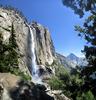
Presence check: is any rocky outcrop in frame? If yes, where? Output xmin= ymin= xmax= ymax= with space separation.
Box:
xmin=0 ymin=73 xmax=55 ymax=100
xmin=0 ymin=73 xmax=21 ymax=100
xmin=0 ymin=73 xmax=70 ymax=100
xmin=32 ymin=22 xmax=56 ymax=66
xmin=47 ymin=90 xmax=70 ymax=100
xmin=0 ymin=7 xmax=30 ymax=75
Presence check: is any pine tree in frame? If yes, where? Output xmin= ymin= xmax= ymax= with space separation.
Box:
xmin=0 ymin=22 xmax=19 ymax=72
xmin=9 ymin=22 xmax=18 ymax=48
xmin=8 ymin=22 xmax=18 ymax=67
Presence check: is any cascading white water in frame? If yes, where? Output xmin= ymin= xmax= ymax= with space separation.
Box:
xmin=29 ymin=26 xmax=38 ymax=75
xmin=28 ymin=25 xmax=42 ymax=84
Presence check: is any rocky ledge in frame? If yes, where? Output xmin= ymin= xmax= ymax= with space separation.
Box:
xmin=0 ymin=73 xmax=69 ymax=100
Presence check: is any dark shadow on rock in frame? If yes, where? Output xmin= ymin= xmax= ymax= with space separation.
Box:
xmin=46 ymin=67 xmax=52 ymax=74
xmin=39 ymin=68 xmax=45 ymax=76
xmin=9 ymin=80 xmax=54 ymax=100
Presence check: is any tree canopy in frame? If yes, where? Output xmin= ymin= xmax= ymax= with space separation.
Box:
xmin=62 ymin=0 xmax=96 ymax=17
xmin=63 ymin=0 xmax=96 ymax=99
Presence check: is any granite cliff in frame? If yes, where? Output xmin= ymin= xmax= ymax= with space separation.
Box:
xmin=0 ymin=7 xmax=30 ymax=75
xmin=0 ymin=7 xmax=56 ymax=76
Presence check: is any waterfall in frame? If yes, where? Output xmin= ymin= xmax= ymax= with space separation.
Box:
xmin=28 ymin=25 xmax=42 ymax=84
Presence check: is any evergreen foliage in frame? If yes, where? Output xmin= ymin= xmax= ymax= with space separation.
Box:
xmin=48 ymin=66 xmax=84 ymax=99
xmin=62 ymin=0 xmax=96 ymax=18
xmin=0 ymin=23 xmax=18 ymax=72
xmin=76 ymin=91 xmax=95 ymax=100
xmin=48 ymin=76 xmax=63 ymax=90
xmin=62 ymin=0 xmax=96 ymax=99
xmin=0 ymin=23 xmax=31 ymax=81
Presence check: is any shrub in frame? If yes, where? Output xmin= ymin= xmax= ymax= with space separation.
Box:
xmin=18 ymin=71 xmax=31 ymax=81
xmin=55 ymin=66 xmax=70 ymax=84
xmin=76 ymin=90 xmax=95 ymax=100
xmin=48 ymin=76 xmax=63 ymax=90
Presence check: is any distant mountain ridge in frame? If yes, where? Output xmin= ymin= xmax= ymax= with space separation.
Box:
xmin=56 ymin=53 xmax=77 ymax=71
xmin=67 ymin=53 xmax=79 ymax=64
xmin=56 ymin=53 xmax=88 ymax=71
xmin=67 ymin=53 xmax=88 ymax=67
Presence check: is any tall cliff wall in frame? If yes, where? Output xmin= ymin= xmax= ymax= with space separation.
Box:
xmin=0 ymin=7 xmax=30 ymax=75
xmin=32 ymin=22 xmax=56 ymax=66
xmin=0 ymin=7 xmax=56 ymax=76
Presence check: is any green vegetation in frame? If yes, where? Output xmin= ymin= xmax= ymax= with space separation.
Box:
xmin=48 ymin=76 xmax=63 ymax=90
xmin=48 ymin=64 xmax=95 ymax=99
xmin=62 ymin=0 xmax=96 ymax=18
xmin=11 ymin=68 xmax=31 ymax=81
xmin=0 ymin=23 xmax=31 ymax=81
xmin=76 ymin=91 xmax=95 ymax=100
xmin=0 ymin=23 xmax=18 ymax=72
xmin=58 ymin=0 xmax=96 ymax=99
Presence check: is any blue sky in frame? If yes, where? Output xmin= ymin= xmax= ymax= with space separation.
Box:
xmin=0 ymin=0 xmax=87 ymax=57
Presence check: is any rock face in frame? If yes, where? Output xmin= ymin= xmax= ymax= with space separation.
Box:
xmin=0 ymin=8 xmax=56 ymax=76
xmin=0 ymin=7 xmax=78 ymax=77
xmin=0 ymin=73 xmax=21 ymax=100
xmin=27 ymin=22 xmax=56 ymax=74
xmin=0 ymin=7 xmax=30 ymax=75
xmin=0 ymin=73 xmax=70 ymax=100
xmin=0 ymin=73 xmax=55 ymax=100
xmin=32 ymin=22 xmax=56 ymax=66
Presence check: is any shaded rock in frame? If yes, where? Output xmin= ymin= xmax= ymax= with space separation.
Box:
xmin=0 ymin=84 xmax=4 ymax=100
xmin=0 ymin=73 xmax=21 ymax=100
xmin=10 ymin=81 xmax=54 ymax=100
xmin=47 ymin=90 xmax=70 ymax=100
xmin=37 ymin=65 xmax=53 ymax=76
xmin=0 ymin=73 xmax=55 ymax=100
